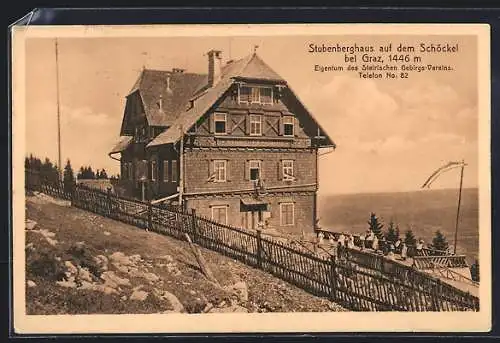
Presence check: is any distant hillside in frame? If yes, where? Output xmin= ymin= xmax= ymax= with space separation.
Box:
xmin=318 ymin=188 xmax=479 ymax=263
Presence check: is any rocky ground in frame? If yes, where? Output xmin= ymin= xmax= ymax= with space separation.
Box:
xmin=25 ymin=192 xmax=346 ymax=315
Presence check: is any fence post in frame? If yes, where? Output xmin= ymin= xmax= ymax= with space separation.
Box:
xmin=147 ymin=201 xmax=152 ymax=231
xmin=106 ymin=187 xmax=112 ymax=216
xmin=256 ymin=229 xmax=263 ymax=269
xmin=329 ymin=255 xmax=337 ymax=302
xmin=191 ymin=208 xmax=198 ymax=242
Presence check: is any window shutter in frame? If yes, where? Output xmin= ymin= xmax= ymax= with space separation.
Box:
xmin=226 ymin=160 xmax=231 ymax=181
xmin=259 ymin=160 xmax=264 ymax=180
xmin=208 ymin=159 xmax=214 ymax=179
xmin=294 ymin=117 xmax=299 ymax=137
xmin=277 ymin=160 xmax=283 ymax=180
xmin=244 ymin=160 xmax=250 ymax=180
xmin=279 ymin=116 xmax=284 ymax=136
xmin=245 ymin=114 xmax=250 ymax=135
xmin=209 ymin=113 xmax=215 ymax=134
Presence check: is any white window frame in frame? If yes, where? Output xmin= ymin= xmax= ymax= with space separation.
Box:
xmin=259 ymin=87 xmax=274 ymax=105
xmin=214 ymin=112 xmax=227 ymax=135
xmin=211 ymin=205 xmax=228 ymax=225
xmin=171 ymin=160 xmax=178 ymax=183
xmin=249 ymin=114 xmax=262 ymax=136
xmin=280 ymin=202 xmax=295 ymax=226
xmin=151 ymin=159 xmax=157 ymax=181
xmin=282 ymin=160 xmax=294 ymax=181
xmin=214 ymin=160 xmax=227 ymax=182
xmin=283 ymin=116 xmax=294 ymax=136
xmin=238 ymin=85 xmax=273 ymax=105
xmin=163 ymin=160 xmax=169 ymax=182
xmin=249 ymin=160 xmax=261 ymax=181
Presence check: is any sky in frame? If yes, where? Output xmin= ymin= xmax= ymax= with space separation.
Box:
xmin=24 ymin=33 xmax=479 ymax=195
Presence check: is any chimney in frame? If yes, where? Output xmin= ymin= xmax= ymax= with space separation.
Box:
xmin=207 ymin=50 xmax=222 ymax=87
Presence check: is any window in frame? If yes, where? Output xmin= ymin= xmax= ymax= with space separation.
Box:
xmin=282 ymin=160 xmax=294 ymax=180
xmin=137 ymin=160 xmax=148 ymax=180
xmin=214 ymin=160 xmax=226 ymax=182
xmin=214 ymin=113 xmax=226 ymax=134
xmin=249 ymin=160 xmax=261 ymax=181
xmin=283 ymin=116 xmax=294 ymax=136
xmin=260 ymin=87 xmax=273 ymax=104
xmin=249 ymin=115 xmax=262 ymax=136
xmin=151 ymin=160 xmax=157 ymax=181
xmin=250 ymin=87 xmax=260 ymax=103
xmin=211 ymin=205 xmax=228 ymax=225
xmin=280 ymin=202 xmax=294 ymax=226
xmin=122 ymin=162 xmax=128 ymax=180
xmin=239 ymin=86 xmax=273 ymax=104
xmin=171 ymin=160 xmax=178 ymax=182
xmin=128 ymin=162 xmax=133 ymax=181
xmin=163 ymin=160 xmax=169 ymax=182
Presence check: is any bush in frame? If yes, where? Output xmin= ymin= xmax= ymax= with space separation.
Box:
xmin=26 ymin=250 xmax=66 ymax=281
xmin=66 ymin=243 xmax=101 ymax=278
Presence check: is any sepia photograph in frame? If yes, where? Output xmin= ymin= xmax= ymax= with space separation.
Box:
xmin=12 ymin=24 xmax=491 ymax=333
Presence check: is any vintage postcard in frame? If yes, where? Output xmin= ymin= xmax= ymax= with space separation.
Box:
xmin=11 ymin=23 xmax=491 ymax=333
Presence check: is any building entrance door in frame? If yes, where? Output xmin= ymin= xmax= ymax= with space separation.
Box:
xmin=240 ymin=200 xmax=267 ymax=231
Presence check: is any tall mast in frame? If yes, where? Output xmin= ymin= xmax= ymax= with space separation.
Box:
xmin=453 ymin=159 xmax=465 ymax=255
xmin=55 ymin=39 xmax=62 ymax=180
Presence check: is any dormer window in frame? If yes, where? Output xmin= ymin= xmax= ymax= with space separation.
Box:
xmin=239 ymin=85 xmax=273 ymax=105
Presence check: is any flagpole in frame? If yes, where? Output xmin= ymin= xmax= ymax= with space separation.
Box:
xmin=55 ymin=38 xmax=62 ymax=181
xmin=453 ymin=159 xmax=465 ymax=255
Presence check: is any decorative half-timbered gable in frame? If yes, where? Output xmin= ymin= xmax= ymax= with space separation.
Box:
xmin=111 ymin=49 xmax=335 ymax=234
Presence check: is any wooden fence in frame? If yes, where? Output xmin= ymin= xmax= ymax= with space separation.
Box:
xmin=25 ymin=171 xmax=480 ymax=312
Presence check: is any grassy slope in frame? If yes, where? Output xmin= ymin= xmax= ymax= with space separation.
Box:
xmin=25 ymin=195 xmax=345 ymax=315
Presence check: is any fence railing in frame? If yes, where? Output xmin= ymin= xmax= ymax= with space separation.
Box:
xmin=25 ymin=170 xmax=480 ymax=312
xmin=413 ymin=255 xmax=469 ymax=270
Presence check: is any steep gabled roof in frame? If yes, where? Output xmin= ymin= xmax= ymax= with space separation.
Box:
xmin=130 ymin=69 xmax=207 ymax=127
xmin=147 ymin=52 xmax=334 ymax=148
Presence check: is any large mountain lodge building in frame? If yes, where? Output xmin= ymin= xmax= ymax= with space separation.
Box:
xmin=110 ymin=49 xmax=335 ymax=233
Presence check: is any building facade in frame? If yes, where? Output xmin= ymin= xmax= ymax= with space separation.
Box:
xmin=110 ymin=49 xmax=335 ymax=234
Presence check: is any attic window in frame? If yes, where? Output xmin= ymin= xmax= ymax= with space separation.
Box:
xmin=214 ymin=113 xmax=226 ymax=134
xmin=238 ymin=86 xmax=273 ymax=105
xmin=283 ymin=116 xmax=294 ymax=136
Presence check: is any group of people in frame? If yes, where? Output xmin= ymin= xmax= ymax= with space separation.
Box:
xmin=317 ymin=229 xmax=424 ymax=261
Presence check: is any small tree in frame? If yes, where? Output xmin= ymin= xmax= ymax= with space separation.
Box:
xmin=100 ymin=169 xmax=108 ymax=179
xmin=404 ymin=229 xmax=417 ymax=246
xmin=63 ymin=159 xmax=76 ymax=195
xmin=385 ymin=220 xmax=400 ymax=243
xmin=367 ymin=212 xmax=384 ymax=238
xmin=430 ymin=230 xmax=449 ymax=252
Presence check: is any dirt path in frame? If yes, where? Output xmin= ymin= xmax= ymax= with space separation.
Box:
xmin=25 ymin=194 xmax=346 ymax=315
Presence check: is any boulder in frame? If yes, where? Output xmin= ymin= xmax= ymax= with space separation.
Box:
xmin=64 ymin=261 xmax=78 ymax=275
xmin=225 ymin=281 xmax=248 ymax=303
xmin=158 ymin=255 xmax=174 ymax=263
xmin=109 ymin=252 xmax=132 ymax=266
xmin=77 ymin=267 xmax=93 ymax=283
xmin=130 ymin=290 xmax=149 ymax=301
xmin=56 ymin=279 xmax=77 ymax=288
xmin=100 ymin=271 xmax=130 ymax=288
xmin=25 ymin=219 xmax=37 ymax=231
xmin=27 ymin=280 xmax=37 ymax=288
xmin=103 ymin=231 xmax=111 ymax=236
xmin=161 ymin=290 xmax=184 ymax=312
